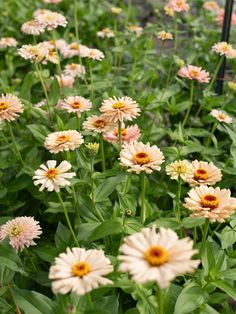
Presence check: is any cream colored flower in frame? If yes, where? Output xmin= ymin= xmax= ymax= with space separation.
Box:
xmin=166 ymin=160 xmax=194 ymax=181
xmin=60 ymin=96 xmax=92 ymax=117
xmin=0 ymin=94 xmax=24 ymax=122
xmin=21 ymin=20 xmax=45 ymax=35
xmin=63 ymin=63 xmax=85 ymax=78
xmin=49 ymin=247 xmax=113 ymax=295
xmin=100 ymin=96 xmax=140 ymax=122
xmin=83 ymin=115 xmax=116 ymax=134
xmin=0 ymin=37 xmax=17 ymax=48
xmin=110 ymin=7 xmax=122 ymax=14
xmin=97 ymin=28 xmax=115 ymax=38
xmin=164 ymin=5 xmax=174 ymax=16
xmin=43 ymin=0 xmax=62 ymax=3
xmin=61 ymin=43 xmax=87 ymax=58
xmin=35 ymin=10 xmax=67 ymax=30
xmin=33 ymin=160 xmax=76 ymax=192
xmin=18 ymin=44 xmax=48 ymax=63
xmin=157 ymin=31 xmax=173 ymax=41
xmin=43 ymin=49 xmax=59 ymax=64
xmin=212 ymin=42 xmax=236 ymax=59
xmin=203 ymin=1 xmax=220 ymax=12
xmin=120 ymin=142 xmax=164 ymax=174
xmin=187 ymin=160 xmax=222 ymax=186
xmin=103 ymin=124 xmax=141 ymax=143
xmin=210 ymin=109 xmax=232 ymax=124
xmin=55 ymin=75 xmax=75 ymax=89
xmin=166 ymin=0 xmax=190 ymax=13
xmin=44 ymin=130 xmax=84 ymax=154
xmin=184 ymin=185 xmax=236 ymax=222
xmin=118 ymin=226 xmax=200 ymax=289
xmin=81 ymin=48 xmax=105 ymax=61
xmin=127 ymin=25 xmax=143 ymax=37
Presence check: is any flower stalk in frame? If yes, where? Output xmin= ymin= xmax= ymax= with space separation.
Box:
xmin=182 ymin=80 xmax=194 ymax=128
xmin=140 ymin=172 xmax=146 ymax=224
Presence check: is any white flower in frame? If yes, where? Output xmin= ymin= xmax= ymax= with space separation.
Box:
xmin=35 ymin=10 xmax=67 ymax=30
xmin=210 ymin=109 xmax=232 ymax=124
xmin=97 ymin=28 xmax=115 ymax=38
xmin=212 ymin=42 xmax=236 ymax=59
xmin=166 ymin=160 xmax=194 ymax=181
xmin=21 ymin=20 xmax=45 ymax=36
xmin=63 ymin=63 xmax=86 ymax=78
xmin=0 ymin=37 xmax=17 ymax=48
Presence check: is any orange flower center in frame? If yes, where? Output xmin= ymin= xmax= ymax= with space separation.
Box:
xmin=10 ymin=226 xmax=22 ymax=236
xmin=57 ymin=135 xmax=70 ymax=143
xmin=71 ymin=262 xmax=91 ymax=277
xmin=102 ymin=28 xmax=110 ymax=33
xmin=45 ymin=168 xmax=59 ymax=179
xmin=72 ymin=101 xmax=81 ymax=109
xmin=0 ymin=102 xmax=8 ymax=110
xmin=93 ymin=119 xmax=106 ymax=128
xmin=112 ymin=102 xmax=125 ymax=109
xmin=194 ymin=168 xmax=208 ymax=181
xmin=114 ymin=128 xmax=127 ymax=136
xmin=201 ymin=194 xmax=219 ymax=209
xmin=218 ymin=113 xmax=226 ymax=120
xmin=133 ymin=152 xmax=151 ymax=165
xmin=145 ymin=245 xmax=169 ymax=266
xmin=70 ymin=43 xmax=79 ymax=49
xmin=189 ymin=69 xmax=199 ymax=78
xmin=49 ymin=40 xmax=56 ymax=45
xmin=70 ymin=63 xmax=78 ymax=70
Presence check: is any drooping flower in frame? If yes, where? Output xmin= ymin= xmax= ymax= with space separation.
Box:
xmin=118 ymin=226 xmax=200 ymax=289
xmin=0 ymin=217 xmax=42 ymax=252
xmin=187 ymin=160 xmax=222 ymax=186
xmin=157 ymin=31 xmax=173 ymax=41
xmin=120 ymin=142 xmax=164 ymax=174
xmin=55 ymin=75 xmax=75 ymax=89
xmin=63 ymin=63 xmax=86 ymax=78
xmin=0 ymin=37 xmax=17 ymax=48
xmin=49 ymin=247 xmax=113 ymax=295
xmin=33 ymin=160 xmax=76 ymax=192
xmin=210 ymin=109 xmax=232 ymax=124
xmin=0 ymin=94 xmax=24 ymax=122
xmin=34 ymin=10 xmax=67 ymax=30
xmin=166 ymin=160 xmax=194 ymax=181
xmin=166 ymin=0 xmax=190 ymax=13
xmin=183 ymin=186 xmax=236 ymax=222
xmin=103 ymin=124 xmax=141 ymax=143
xmin=60 ymin=96 xmax=92 ymax=117
xmin=100 ymin=96 xmax=140 ymax=122
xmin=212 ymin=42 xmax=236 ymax=59
xmin=44 ymin=130 xmax=84 ymax=154
xmin=203 ymin=1 xmax=220 ymax=12
xmin=21 ymin=20 xmax=45 ymax=35
xmin=97 ymin=28 xmax=115 ymax=38
xmin=178 ymin=65 xmax=210 ymax=83
xmin=83 ymin=115 xmax=116 ymax=134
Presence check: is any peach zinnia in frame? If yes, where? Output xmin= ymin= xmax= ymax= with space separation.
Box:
xmin=212 ymin=42 xmax=236 ymax=59
xmin=184 ymin=186 xmax=236 ymax=222
xmin=210 ymin=109 xmax=232 ymax=124
xmin=63 ymin=63 xmax=86 ymax=78
xmin=97 ymin=28 xmax=115 ymax=38
xmin=60 ymin=96 xmax=92 ymax=117
xmin=83 ymin=115 xmax=116 ymax=134
xmin=203 ymin=1 xmax=220 ymax=12
xmin=0 ymin=94 xmax=24 ymax=122
xmin=103 ymin=124 xmax=141 ymax=143
xmin=166 ymin=0 xmax=190 ymax=13
xmin=178 ymin=65 xmax=210 ymax=83
xmin=21 ymin=20 xmax=45 ymax=36
xmin=120 ymin=141 xmax=164 ymax=174
xmin=0 ymin=37 xmax=17 ymax=48
xmin=157 ymin=31 xmax=173 ymax=41
xmin=34 ymin=10 xmax=67 ymax=30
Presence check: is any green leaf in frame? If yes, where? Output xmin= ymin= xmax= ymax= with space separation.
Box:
xmin=89 ymin=218 xmax=123 ymax=240
xmin=49 ymin=78 xmax=60 ymax=106
xmin=200 ymin=304 xmax=220 ymax=314
xmin=150 ymin=218 xmax=180 ymax=230
xmin=55 ymin=222 xmax=71 ymax=250
xmin=212 ymin=279 xmax=236 ymax=300
xmin=220 ymin=226 xmax=236 ymax=249
xmin=0 ymin=244 xmax=25 ymax=274
xmin=124 ymin=218 xmax=142 ymax=235
xmin=26 ymin=124 xmax=50 ymax=143
xmin=20 ymin=72 xmax=37 ymax=101
xmin=77 ymin=222 xmax=100 ymax=241
xmin=182 ymin=217 xmax=205 ymax=228
xmin=219 ymin=269 xmax=236 ymax=280
xmin=94 ymin=174 xmax=126 ymax=202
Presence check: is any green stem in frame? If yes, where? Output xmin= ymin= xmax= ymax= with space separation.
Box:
xmin=89 ymin=62 xmax=94 ymax=99
xmin=205 ymin=122 xmax=218 ymax=148
xmin=201 ymin=219 xmax=209 ymax=254
xmin=90 ymin=158 xmax=104 ymax=221
xmin=71 ymin=185 xmax=81 ymax=224
xmin=176 ymin=178 xmax=182 ymax=237
xmin=56 ymin=192 xmax=79 ymax=246
xmin=140 ymin=172 xmax=146 ymax=224
xmin=207 ymin=56 xmax=224 ymax=92
xmin=122 ymin=173 xmax=131 ymax=195
xmin=125 ymin=0 xmax=132 ymax=27
xmin=118 ymin=120 xmax=122 ymax=149
xmin=173 ymin=13 xmax=177 ymax=52
xmin=182 ymin=80 xmax=194 ymax=128
xmin=100 ymin=136 xmax=106 ymax=172
xmin=157 ymin=285 xmax=164 ymax=314
xmin=6 ymin=121 xmax=25 ymax=166
xmin=24 ymin=247 xmax=37 ymax=272
xmin=86 ymin=293 xmax=94 ymax=309
xmin=52 ymin=31 xmax=62 ymax=75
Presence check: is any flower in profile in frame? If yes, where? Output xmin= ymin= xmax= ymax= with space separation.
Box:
xmin=100 ymin=96 xmax=140 ymax=122
xmin=61 ymin=43 xmax=87 ymax=58
xmin=166 ymin=160 xmax=194 ymax=181
xmin=42 ymin=48 xmax=59 ymax=64
xmin=210 ymin=109 xmax=232 ymax=124
xmin=97 ymin=28 xmax=115 ymax=38
xmin=42 ymin=39 xmax=67 ymax=52
xmin=178 ymin=65 xmax=210 ymax=83
xmin=187 ymin=160 xmax=222 ymax=187
xmin=49 ymin=247 xmax=113 ymax=295
xmin=43 ymin=0 xmax=62 ymax=3
xmin=21 ymin=20 xmax=45 ymax=35
xmin=33 ymin=160 xmax=76 ymax=192
xmin=0 ymin=37 xmax=17 ymax=48
xmin=228 ymin=81 xmax=236 ymax=91
xmin=44 ymin=130 xmax=84 ymax=154
xmin=166 ymin=0 xmax=190 ymax=13
xmin=0 ymin=94 xmax=24 ymax=122
xmin=83 ymin=115 xmax=116 ymax=134
xmin=55 ymin=75 xmax=75 ymax=89
xmin=184 ymin=186 xmax=236 ymax=222
xmin=203 ymin=1 xmax=220 ymax=12
xmin=127 ymin=25 xmax=143 ymax=37
xmin=60 ymin=96 xmax=92 ymax=117
xmin=120 ymin=142 xmax=164 ymax=174
xmin=110 ymin=7 xmax=122 ymax=14
xmin=35 ymin=10 xmax=67 ymax=30
xmin=103 ymin=124 xmax=141 ymax=143
xmin=216 ymin=9 xmax=236 ymax=26
xmin=157 ymin=31 xmax=173 ymax=41
xmin=63 ymin=63 xmax=85 ymax=78
xmin=212 ymin=42 xmax=236 ymax=59
xmin=18 ymin=44 xmax=48 ymax=63
xmin=118 ymin=226 xmax=199 ymax=289
xmin=164 ymin=5 xmax=174 ymax=16
xmin=0 ymin=217 xmax=42 ymax=252
xmin=81 ymin=48 xmax=105 ymax=61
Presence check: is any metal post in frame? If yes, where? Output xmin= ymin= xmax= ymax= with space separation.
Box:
xmin=215 ymin=0 xmax=234 ymax=94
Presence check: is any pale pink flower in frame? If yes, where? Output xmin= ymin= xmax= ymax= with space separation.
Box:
xmin=97 ymin=28 xmax=115 ymax=38
xmin=43 ymin=0 xmax=62 ymax=3
xmin=43 ymin=49 xmax=59 ymax=64
xmin=103 ymin=124 xmax=141 ymax=143
xmin=210 ymin=109 xmax=232 ymax=124
xmin=178 ymin=65 xmax=210 ymax=83
xmin=56 ymin=75 xmax=75 ymax=89
xmin=35 ymin=10 xmax=67 ymax=30
xmin=34 ymin=99 xmax=46 ymax=108
xmin=203 ymin=1 xmax=221 ymax=12
xmin=216 ymin=9 xmax=236 ymax=26
xmin=83 ymin=115 xmax=116 ymax=134
xmin=21 ymin=20 xmax=45 ymax=35
xmin=0 ymin=216 xmax=42 ymax=252
xmin=33 ymin=9 xmax=51 ymax=19
xmin=81 ymin=48 xmax=105 ymax=61
xmin=41 ymin=39 xmax=67 ymax=52
xmin=127 ymin=25 xmax=143 ymax=37
xmin=212 ymin=42 xmax=236 ymax=59
xmin=167 ymin=0 xmax=190 ymax=12
xmin=60 ymin=96 xmax=92 ymax=117
xmin=63 ymin=63 xmax=85 ymax=78
xmin=0 ymin=37 xmax=17 ymax=48
xmin=18 ymin=44 xmax=48 ymax=63
xmin=61 ymin=43 xmax=88 ymax=58
xmin=0 ymin=94 xmax=24 ymax=122
xmin=100 ymin=96 xmax=140 ymax=122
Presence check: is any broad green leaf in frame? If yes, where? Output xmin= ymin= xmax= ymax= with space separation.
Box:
xmin=55 ymin=222 xmax=71 ymax=250
xmin=150 ymin=218 xmax=180 ymax=230
xmin=220 ymin=226 xmax=236 ymax=249
xmin=26 ymin=124 xmax=50 ymax=143
xmin=0 ymin=244 xmax=25 ymax=274
xmin=182 ymin=217 xmax=205 ymax=228
xmin=94 ymin=174 xmax=126 ymax=202
xmin=77 ymin=222 xmax=100 ymax=241
xmin=49 ymin=78 xmax=60 ymax=105
xmin=219 ymin=269 xmax=236 ymax=280
xmin=89 ymin=218 xmax=123 ymax=240
xmin=212 ymin=279 xmax=236 ymax=300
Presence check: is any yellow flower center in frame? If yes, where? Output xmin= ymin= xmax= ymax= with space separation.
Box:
xmin=70 ymin=43 xmax=79 ymax=49
xmin=71 ymin=262 xmax=91 ymax=277
xmin=189 ymin=69 xmax=199 ymax=78
xmin=133 ymin=152 xmax=151 ymax=165
xmin=49 ymin=40 xmax=56 ymax=45
xmin=145 ymin=245 xmax=169 ymax=266
xmin=70 ymin=63 xmax=78 ymax=70
xmin=93 ymin=119 xmax=106 ymax=128
xmin=115 ymin=128 xmax=127 ymax=136
xmin=218 ymin=113 xmax=226 ymax=120
xmin=10 ymin=226 xmax=22 ymax=236
xmin=201 ymin=194 xmax=219 ymax=209
xmin=57 ymin=135 xmax=70 ymax=143
xmin=28 ymin=20 xmax=35 ymax=26
xmin=194 ymin=168 xmax=208 ymax=181
xmin=112 ymin=102 xmax=125 ymax=109
xmin=0 ymin=102 xmax=8 ymax=110
xmin=102 ymin=28 xmax=110 ymax=33
xmin=71 ymin=101 xmax=81 ymax=109
xmin=45 ymin=168 xmax=59 ymax=178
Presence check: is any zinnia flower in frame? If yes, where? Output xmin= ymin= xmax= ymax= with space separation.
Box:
xmin=216 ymin=9 xmax=236 ymax=26
xmin=157 ymin=31 xmax=173 ymax=41
xmin=60 ymin=96 xmax=92 ymax=117
xmin=55 ymin=75 xmax=75 ymax=89
xmin=33 ymin=160 xmax=76 ymax=192
xmin=35 ymin=10 xmax=67 ymax=30
xmin=18 ymin=44 xmax=48 ymax=63
xmin=60 ymin=43 xmax=87 ymax=58
xmin=127 ymin=25 xmax=143 ymax=37
xmin=44 ymin=130 xmax=84 ymax=154
xmin=118 ymin=226 xmax=200 ymax=289
xmin=184 ymin=186 xmax=236 ymax=222
xmin=43 ymin=0 xmax=62 ymax=3
xmin=21 ymin=20 xmax=45 ymax=35
xmin=81 ymin=48 xmax=105 ymax=61
xmin=203 ymin=1 xmax=220 ymax=12
xmin=166 ymin=0 xmax=190 ymax=13
xmin=0 ymin=37 xmax=17 ymax=48
xmin=228 ymin=81 xmax=236 ymax=91
xmin=166 ymin=160 xmax=194 ymax=181
xmin=103 ymin=124 xmax=141 ymax=143
xmin=210 ymin=109 xmax=232 ymax=123
xmin=63 ymin=63 xmax=85 ymax=78
xmin=178 ymin=65 xmax=210 ymax=83
xmin=0 ymin=217 xmax=42 ymax=252
xmin=120 ymin=141 xmax=164 ymax=174
xmin=0 ymin=94 xmax=24 ymax=122
xmin=110 ymin=7 xmax=122 ymax=14
xmin=187 ymin=160 xmax=222 ymax=186
xmin=83 ymin=115 xmax=116 ymax=134
xmin=212 ymin=42 xmax=236 ymax=59
xmin=100 ymin=96 xmax=140 ymax=122
xmin=49 ymin=247 xmax=113 ymax=295
xmin=97 ymin=28 xmax=115 ymax=38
